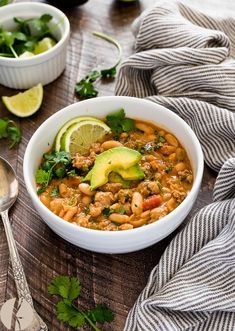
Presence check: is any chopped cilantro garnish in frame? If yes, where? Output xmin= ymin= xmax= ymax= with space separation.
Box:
xmin=106 ymin=109 xmax=135 ymax=133
xmin=103 ymin=207 xmax=114 ymax=216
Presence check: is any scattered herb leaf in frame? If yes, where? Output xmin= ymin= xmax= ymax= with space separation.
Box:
xmin=75 ymin=32 xmax=122 ymax=99
xmin=0 ymin=118 xmax=21 ymax=148
xmin=106 ymin=108 xmax=135 ymax=133
xmin=0 ymin=0 xmax=8 ymax=7
xmin=48 ymin=275 xmax=114 ymax=331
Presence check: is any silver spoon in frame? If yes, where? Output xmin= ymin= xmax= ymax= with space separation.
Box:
xmin=0 ymin=156 xmax=48 ymax=331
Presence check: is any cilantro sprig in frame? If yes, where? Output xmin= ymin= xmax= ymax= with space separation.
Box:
xmin=0 ymin=118 xmax=21 ymax=148
xmin=0 ymin=0 xmax=8 ymax=7
xmin=75 ymin=32 xmax=122 ymax=99
xmin=48 ymin=275 xmax=114 ymax=331
xmin=106 ymin=108 xmax=135 ymax=133
xmin=35 ymin=151 xmax=72 ymax=192
xmin=0 ymin=14 xmax=55 ymax=58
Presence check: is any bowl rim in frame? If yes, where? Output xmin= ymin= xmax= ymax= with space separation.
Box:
xmin=0 ymin=1 xmax=70 ymax=64
xmin=23 ymin=96 xmax=204 ymax=238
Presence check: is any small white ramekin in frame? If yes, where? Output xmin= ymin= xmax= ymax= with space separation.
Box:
xmin=0 ymin=2 xmax=70 ymax=89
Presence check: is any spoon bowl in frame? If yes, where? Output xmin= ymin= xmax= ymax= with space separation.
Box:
xmin=0 ymin=157 xmax=18 ymax=212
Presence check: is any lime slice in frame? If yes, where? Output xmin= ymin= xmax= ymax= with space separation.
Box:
xmin=19 ymin=51 xmax=35 ymax=58
xmin=34 ymin=37 xmax=56 ymax=55
xmin=55 ymin=116 xmax=104 ymax=152
xmin=2 ymin=83 xmax=43 ymax=118
xmin=62 ymin=120 xmax=111 ymax=155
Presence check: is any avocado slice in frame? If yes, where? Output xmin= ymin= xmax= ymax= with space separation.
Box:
xmin=116 ymin=164 xmax=145 ymax=180
xmin=89 ymin=147 xmax=142 ymax=189
xmin=108 ymin=172 xmax=131 ymax=188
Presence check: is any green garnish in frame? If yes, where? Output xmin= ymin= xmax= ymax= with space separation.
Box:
xmin=0 ymin=118 xmax=21 ymax=148
xmin=75 ymin=32 xmax=122 ymax=99
xmin=67 ymin=169 xmax=77 ymax=177
xmin=157 ymin=181 xmax=163 ymax=192
xmin=50 ymin=187 xmax=59 ymax=197
xmin=84 ymin=205 xmax=90 ymax=214
xmin=119 ymin=207 xmax=126 ymax=215
xmin=106 ymin=108 xmax=135 ymax=133
xmin=0 ymin=14 xmax=56 ymax=58
xmin=165 ymin=165 xmax=173 ymax=173
xmin=103 ymin=207 xmax=114 ymax=216
xmin=0 ymin=0 xmax=8 ymax=6
xmin=35 ymin=151 xmax=72 ymax=189
xmin=48 ymin=275 xmax=114 ymax=331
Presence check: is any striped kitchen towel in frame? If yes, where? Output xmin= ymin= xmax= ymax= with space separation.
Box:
xmin=115 ymin=1 xmax=235 ymax=330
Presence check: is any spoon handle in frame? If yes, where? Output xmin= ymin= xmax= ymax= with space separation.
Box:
xmin=1 ymin=210 xmax=48 ymax=330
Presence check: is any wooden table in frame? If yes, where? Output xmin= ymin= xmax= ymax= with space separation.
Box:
xmin=0 ymin=0 xmax=232 ymax=330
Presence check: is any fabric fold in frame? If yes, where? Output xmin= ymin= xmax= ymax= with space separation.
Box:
xmin=115 ymin=1 xmax=235 ymax=330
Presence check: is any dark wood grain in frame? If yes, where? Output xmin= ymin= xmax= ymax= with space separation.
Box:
xmin=0 ymin=0 xmax=220 ymax=330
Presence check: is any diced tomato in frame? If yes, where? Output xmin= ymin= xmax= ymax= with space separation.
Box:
xmin=143 ymin=195 xmax=162 ymax=210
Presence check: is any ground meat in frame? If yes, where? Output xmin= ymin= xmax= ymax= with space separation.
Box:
xmin=172 ymin=190 xmax=187 ymax=203
xmin=100 ymin=182 xmax=123 ymax=194
xmin=137 ymin=181 xmax=160 ymax=197
xmin=94 ymin=192 xmax=114 ymax=207
xmin=89 ymin=143 xmax=103 ymax=154
xmin=115 ymin=189 xmax=133 ymax=204
xmin=178 ymin=169 xmax=193 ymax=183
xmin=72 ymin=151 xmax=96 ymax=170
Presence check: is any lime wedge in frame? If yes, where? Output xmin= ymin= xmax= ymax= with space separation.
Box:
xmin=61 ymin=120 xmax=111 ymax=155
xmin=34 ymin=37 xmax=56 ymax=55
xmin=19 ymin=51 xmax=35 ymax=58
xmin=2 ymin=83 xmax=43 ymax=118
xmin=55 ymin=116 xmax=105 ymax=152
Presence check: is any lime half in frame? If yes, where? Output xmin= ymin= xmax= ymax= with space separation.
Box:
xmin=2 ymin=83 xmax=43 ymax=117
xmin=61 ymin=120 xmax=111 ymax=155
xmin=55 ymin=116 xmax=105 ymax=152
xmin=34 ymin=37 xmax=56 ymax=55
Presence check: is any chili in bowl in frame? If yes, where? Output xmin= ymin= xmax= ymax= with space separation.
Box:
xmin=23 ymin=96 xmax=203 ymax=253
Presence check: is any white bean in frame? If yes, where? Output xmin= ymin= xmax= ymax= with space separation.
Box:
xmin=101 ymin=140 xmax=123 ymax=150
xmin=131 ymin=192 xmax=143 ymax=215
xmin=78 ymin=183 xmax=94 ymax=196
xmin=109 ymin=213 xmax=130 ymax=224
xmin=135 ymin=122 xmax=154 ymax=134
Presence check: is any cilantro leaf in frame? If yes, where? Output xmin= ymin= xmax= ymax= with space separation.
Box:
xmin=0 ymin=118 xmax=21 ymax=148
xmin=88 ymin=304 xmax=114 ymax=324
xmin=101 ymin=66 xmax=116 ymax=78
xmin=7 ymin=123 xmax=21 ymax=148
xmin=50 ymin=187 xmax=59 ymax=197
xmin=75 ymin=78 xmax=99 ymax=99
xmin=0 ymin=118 xmax=9 ymax=138
xmin=0 ymin=0 xmax=8 ymax=6
xmin=119 ymin=207 xmax=126 ymax=215
xmin=56 ymin=301 xmax=85 ymax=327
xmin=103 ymin=207 xmax=114 ymax=216
xmin=35 ymin=169 xmax=51 ymax=185
xmin=48 ymin=275 xmax=81 ymax=302
xmin=106 ymin=109 xmax=135 ymax=133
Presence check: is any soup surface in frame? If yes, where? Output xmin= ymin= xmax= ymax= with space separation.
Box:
xmin=37 ymin=117 xmax=193 ymax=231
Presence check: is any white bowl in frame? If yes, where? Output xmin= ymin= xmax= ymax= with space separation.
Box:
xmin=23 ymin=96 xmax=204 ymax=254
xmin=0 ymin=2 xmax=70 ymax=89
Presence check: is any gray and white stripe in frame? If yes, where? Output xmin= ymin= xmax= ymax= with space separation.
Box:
xmin=115 ymin=1 xmax=235 ymax=330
